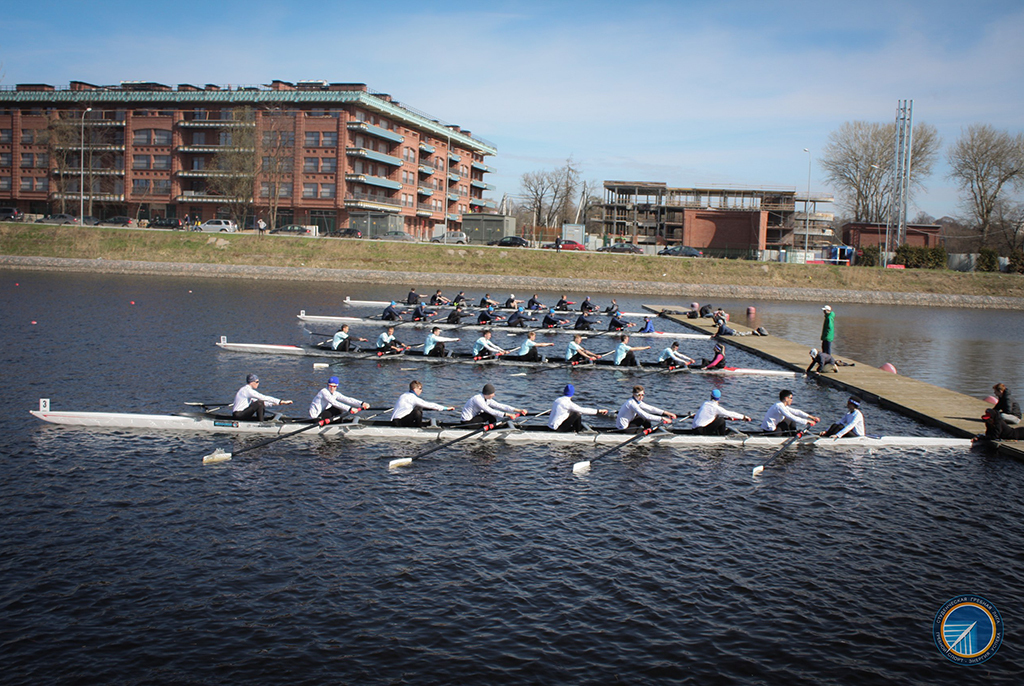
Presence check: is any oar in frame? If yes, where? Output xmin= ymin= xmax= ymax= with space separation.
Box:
xmin=202 ymin=414 xmax=347 ymax=464
xmin=184 ymin=401 xmax=232 ymax=410
xmin=388 ymin=413 xmax=524 ymax=469
xmin=572 ymin=425 xmax=665 ymax=474
xmin=752 ymin=430 xmax=817 ymax=477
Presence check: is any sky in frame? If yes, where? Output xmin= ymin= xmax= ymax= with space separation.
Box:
xmin=3 ymin=0 xmax=1023 ymax=220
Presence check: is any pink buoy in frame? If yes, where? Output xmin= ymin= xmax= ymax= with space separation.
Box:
xmin=747 ymin=306 xmax=756 ymax=316
xmin=690 ymin=302 xmax=699 ymax=310
xmin=880 ymin=363 xmax=897 ymax=374
xmin=984 ymin=395 xmax=999 ymax=405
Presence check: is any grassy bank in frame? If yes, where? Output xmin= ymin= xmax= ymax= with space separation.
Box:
xmin=2 ymin=223 xmax=1022 ymax=298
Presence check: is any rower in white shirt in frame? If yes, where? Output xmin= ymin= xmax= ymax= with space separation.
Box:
xmin=548 ymin=384 xmax=609 ymax=432
xmin=472 ymin=330 xmax=507 ymax=359
xmin=424 ymin=327 xmax=460 ymax=357
xmin=231 ymin=373 xmax=293 ymax=422
xmin=309 ymin=376 xmax=370 ymax=419
xmin=391 ymin=380 xmax=454 ymax=427
xmin=658 ymin=341 xmax=695 ymax=367
xmin=461 ymin=383 xmax=527 ymax=425
xmin=616 ymin=385 xmax=676 ymax=430
xmin=691 ymin=389 xmax=751 ymax=435
xmin=761 ymin=389 xmax=819 ymax=435
xmin=819 ymin=397 xmax=866 ymax=438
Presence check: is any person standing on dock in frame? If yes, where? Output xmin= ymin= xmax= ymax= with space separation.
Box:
xmin=232 ymin=373 xmax=293 ymax=423
xmin=992 ymin=383 xmax=1021 ymax=425
xmin=616 ymin=385 xmax=676 ymax=430
xmin=692 ymin=389 xmax=751 ymax=435
xmin=308 ymin=376 xmax=369 ymax=420
xmin=819 ymin=397 xmax=865 ymax=438
xmin=506 ymin=330 xmax=554 ymax=362
xmin=761 ymin=390 xmax=819 ymax=435
xmin=821 ymin=305 xmax=835 ymax=354
xmin=548 ymin=384 xmax=609 ymax=432
xmin=332 ymin=324 xmax=368 ymax=352
xmin=391 ymin=380 xmax=454 ymax=427
xmin=461 ymin=383 xmax=527 ymax=426
xmin=424 ymin=327 xmax=459 ymax=357
xmin=614 ymin=335 xmax=649 ymax=366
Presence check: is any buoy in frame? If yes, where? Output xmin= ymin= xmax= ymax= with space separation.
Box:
xmin=747 ymin=306 xmax=756 ymax=316
xmin=130 ymin=301 xmax=135 ymax=305
xmin=31 ymin=320 xmax=36 ymax=325
xmin=690 ymin=302 xmax=699 ymax=310
xmin=880 ymin=363 xmax=897 ymax=374
xmin=984 ymin=395 xmax=999 ymax=405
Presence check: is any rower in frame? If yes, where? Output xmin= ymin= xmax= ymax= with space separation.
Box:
xmin=614 ymin=334 xmax=649 ymax=366
xmin=658 ymin=341 xmax=694 ymax=367
xmin=527 ymin=294 xmax=547 ymax=310
xmin=309 ymin=375 xmax=370 ymax=420
xmin=761 ymin=390 xmax=819 ymax=435
xmin=542 ymin=311 xmax=569 ymax=328
xmin=548 ymin=384 xmax=608 ymax=432
xmin=638 ymin=316 xmax=656 ymax=334
xmin=603 ymin=299 xmax=618 ymax=315
xmin=607 ymin=310 xmax=633 ymax=332
xmin=806 ymin=348 xmax=838 ymax=374
xmin=424 ymin=327 xmax=459 ymax=357
xmin=579 ymin=296 xmax=596 ymax=313
xmin=472 ymin=329 xmax=507 ymax=359
xmin=477 ymin=305 xmax=504 ymax=325
xmin=376 ymin=325 xmax=406 ymax=355
xmin=231 ymin=373 xmax=293 ymax=423
xmin=507 ymin=307 xmax=537 ymax=328
xmin=616 ymin=384 xmax=676 ymax=431
xmin=504 ymin=293 xmax=522 ymax=309
xmin=331 ymin=324 xmax=368 ymax=352
xmin=505 ymin=330 xmax=554 ymax=362
xmin=574 ymin=313 xmax=600 ymax=331
xmin=694 ymin=343 xmax=727 ymax=370
xmin=452 ymin=291 xmax=468 ymax=305
xmin=554 ymin=294 xmax=573 ymax=310
xmin=479 ymin=293 xmax=499 ymax=308
xmin=411 ymin=301 xmax=435 ymax=321
xmin=391 ymin=380 xmax=454 ymax=427
xmin=429 ymin=289 xmax=451 ymax=306
xmin=381 ymin=301 xmax=405 ymax=321
xmin=446 ymin=303 xmax=471 ymax=324
xmin=692 ymin=389 xmax=751 ymax=435
xmin=406 ymin=288 xmax=420 ymax=305
xmin=566 ymin=334 xmax=600 ymax=364
xmin=461 ymin=383 xmax=527 ymax=426
xmin=819 ymin=397 xmax=865 ymax=438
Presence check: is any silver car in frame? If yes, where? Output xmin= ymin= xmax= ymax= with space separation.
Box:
xmin=197 ymin=219 xmax=238 ymax=233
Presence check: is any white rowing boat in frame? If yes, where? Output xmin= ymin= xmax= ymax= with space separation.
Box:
xmin=341 ymin=296 xmax=653 ymax=318
xmin=297 ymin=311 xmax=710 ymax=340
xmin=30 ymin=400 xmax=971 ymax=449
xmin=214 ymin=337 xmax=798 ymax=376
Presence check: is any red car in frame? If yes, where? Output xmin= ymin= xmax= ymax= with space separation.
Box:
xmin=542 ymin=239 xmax=586 ymax=251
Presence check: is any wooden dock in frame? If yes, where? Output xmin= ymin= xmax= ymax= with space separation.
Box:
xmin=643 ymin=305 xmax=1023 ymax=460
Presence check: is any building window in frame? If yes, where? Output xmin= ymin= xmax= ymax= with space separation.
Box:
xmin=192 ymin=131 xmax=206 ymax=146
xmin=133 ymin=130 xmax=151 ymax=146
xmin=133 ymin=179 xmax=151 ymax=194
xmin=36 ymin=153 xmax=49 ymax=168
xmin=321 ymin=157 xmax=336 ymax=173
xmin=0 ymin=129 xmax=11 ymax=143
xmin=192 ymin=157 xmax=206 ymax=170
xmin=303 ymin=157 xmax=319 ymax=173
xmin=36 ymin=177 xmax=49 ymax=192
xmin=133 ymin=155 xmax=150 ymax=170
xmin=153 ymin=179 xmax=171 ymax=194
xmin=303 ymin=183 xmax=318 ymax=199
xmin=153 ymin=129 xmax=172 ymax=145
xmin=152 ymin=155 xmax=171 ymax=170
xmin=322 ymin=132 xmax=337 ymax=147
xmin=260 ymin=182 xmax=273 ymax=198
xmin=20 ymin=177 xmax=33 ymax=192
xmin=0 ymin=177 xmax=10 ymax=191
xmin=305 ymin=131 xmax=320 ymax=147
xmin=320 ymin=184 xmax=335 ymax=199
xmin=0 ymin=153 xmax=10 ymax=167
xmin=21 ymin=130 xmax=34 ymax=145
xmin=21 ymin=153 xmax=34 ymax=168
xmin=278 ymin=182 xmax=292 ymax=198
xmin=218 ymin=131 xmax=232 ymax=146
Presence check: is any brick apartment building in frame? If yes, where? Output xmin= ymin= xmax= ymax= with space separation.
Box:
xmin=0 ymin=80 xmax=497 ymax=236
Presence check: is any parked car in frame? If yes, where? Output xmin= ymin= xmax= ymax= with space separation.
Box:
xmin=541 ymin=239 xmax=586 ymax=251
xmin=488 ymin=235 xmax=530 ymax=248
xmin=658 ymin=245 xmax=703 ymax=258
xmin=270 ymin=224 xmax=316 ymax=236
xmin=431 ymin=231 xmax=468 ymax=245
xmin=101 ymin=216 xmax=134 ymax=227
xmin=374 ymin=231 xmax=418 ymax=242
xmin=0 ymin=207 xmax=24 ymax=222
xmin=197 ymin=219 xmax=238 ymax=233
xmin=150 ymin=217 xmax=184 ymax=230
xmin=336 ymin=228 xmax=363 ymax=239
xmin=35 ymin=214 xmax=78 ymax=225
xmin=598 ymin=242 xmax=644 ymax=254
xmin=79 ymin=216 xmax=101 ymax=226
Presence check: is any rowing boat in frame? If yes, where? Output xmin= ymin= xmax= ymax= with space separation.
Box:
xmin=215 ymin=338 xmax=798 ymax=376
xmin=297 ymin=311 xmax=709 ymax=340
xmin=341 ymin=296 xmax=654 ymax=318
xmin=30 ymin=400 xmax=971 ymax=449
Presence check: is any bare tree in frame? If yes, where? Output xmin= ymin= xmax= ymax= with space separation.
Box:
xmin=207 ymin=107 xmax=259 ymax=227
xmin=518 ymin=158 xmax=583 ymax=233
xmin=948 ymin=124 xmax=1024 ymax=242
xmin=258 ymin=108 xmax=295 ymax=231
xmin=821 ymin=121 xmax=940 ymax=222
xmin=44 ymin=115 xmax=80 ymax=214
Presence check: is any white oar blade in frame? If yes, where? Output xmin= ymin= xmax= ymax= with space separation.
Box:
xmin=203 ymin=448 xmax=232 ymax=464
xmin=572 ymin=460 xmax=592 ymax=474
xmin=388 ymin=457 xmax=413 ymax=469
xmin=752 ymin=465 xmax=765 ymax=477
xmin=313 ymin=363 xmax=329 ymax=369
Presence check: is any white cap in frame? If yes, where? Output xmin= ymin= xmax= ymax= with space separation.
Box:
xmin=810 ymin=348 xmax=818 ymax=357
xmin=822 ymin=305 xmax=832 ymax=312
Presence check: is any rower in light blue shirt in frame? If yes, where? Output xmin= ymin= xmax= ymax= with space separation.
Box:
xmin=613 ymin=334 xmax=649 ymax=366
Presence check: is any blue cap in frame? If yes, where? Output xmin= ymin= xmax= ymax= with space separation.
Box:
xmin=711 ymin=389 xmax=722 ymax=400
xmin=564 ymin=384 xmax=575 ymax=397
xmin=390 ymin=300 xmax=396 ymax=306
xmin=518 ymin=306 xmax=524 ymax=312
xmin=246 ymin=373 xmax=259 ymax=384
xmin=328 ymin=376 xmax=339 ymax=385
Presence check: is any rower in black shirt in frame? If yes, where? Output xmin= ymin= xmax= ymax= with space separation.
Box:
xmin=429 ymin=289 xmax=451 ymax=306
xmin=608 ymin=311 xmax=633 ymax=331
xmin=543 ymin=312 xmax=569 ymax=328
xmin=478 ymin=306 xmax=504 ymax=325
xmin=603 ymin=299 xmax=618 ymax=315
xmin=504 ymin=294 xmax=522 ymax=309
xmin=507 ymin=308 xmax=537 ymax=327
xmin=479 ymin=293 xmax=499 ymax=308
xmin=411 ymin=302 xmax=435 ymax=321
xmin=452 ymin=291 xmax=468 ymax=305
xmin=406 ymin=288 xmax=420 ymax=305
xmin=382 ymin=301 xmax=405 ymax=321
xmin=527 ymin=294 xmax=547 ymax=310
xmin=446 ymin=304 xmax=471 ymax=324
xmin=554 ymin=295 xmax=572 ymax=310
xmin=575 ymin=313 xmax=600 ymax=331
xmin=580 ymin=296 xmax=596 ymax=313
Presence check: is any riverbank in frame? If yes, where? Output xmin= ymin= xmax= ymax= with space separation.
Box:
xmin=2 ymin=224 xmax=1023 ymax=308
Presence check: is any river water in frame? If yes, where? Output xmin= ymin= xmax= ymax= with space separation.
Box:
xmin=2 ymin=270 xmax=1022 ymax=684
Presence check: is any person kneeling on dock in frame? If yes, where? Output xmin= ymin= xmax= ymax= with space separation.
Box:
xmin=332 ymin=324 xmax=368 ymax=352
xmin=692 ymin=389 xmax=751 ymax=435
xmin=819 ymin=397 xmax=865 ymax=438
xmin=659 ymin=341 xmax=695 ymax=367
xmin=613 ymin=334 xmax=649 ymax=367
xmin=616 ymin=385 xmax=676 ymax=431
xmin=424 ymin=327 xmax=459 ymax=357
xmin=461 ymin=383 xmax=527 ymax=426
xmin=505 ymin=330 xmax=554 ymax=362
xmin=761 ymin=390 xmax=819 ymax=435
xmin=548 ymin=384 xmax=609 ymax=432
xmin=473 ymin=330 xmax=507 ymax=359
xmin=391 ymin=380 xmax=454 ymax=428
xmin=232 ymin=373 xmax=293 ymax=423
xmin=974 ymin=408 xmax=1024 ymax=443
xmin=309 ymin=376 xmax=369 ymax=420
xmin=377 ymin=326 xmax=406 ymax=355
xmin=806 ymin=348 xmax=854 ymax=375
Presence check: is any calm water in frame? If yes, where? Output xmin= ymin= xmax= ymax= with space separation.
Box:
xmin=1 ymin=271 xmax=1022 ymax=684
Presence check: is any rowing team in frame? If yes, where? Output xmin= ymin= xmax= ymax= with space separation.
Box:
xmin=382 ymin=300 xmax=652 ymax=332
xmin=404 ymin=289 xmax=627 ymax=315
xmin=331 ymin=324 xmax=725 ymax=368
xmin=231 ymin=374 xmax=868 ymax=438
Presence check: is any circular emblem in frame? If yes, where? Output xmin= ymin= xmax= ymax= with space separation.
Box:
xmin=933 ymin=595 xmax=1003 ymax=665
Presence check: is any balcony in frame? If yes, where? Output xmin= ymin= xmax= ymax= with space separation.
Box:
xmin=447 ymin=172 xmax=461 ymax=183
xmin=447 ymin=213 xmax=461 ymax=222
xmin=469 ymin=197 xmax=497 ymax=209
xmin=448 ymin=151 xmax=461 ymax=163
xmin=447 ymin=192 xmax=460 ymax=202
xmin=418 ymin=164 xmax=435 ymax=175
xmin=82 ymin=119 xmax=126 ymax=127
xmin=52 ymin=192 xmax=125 ymax=202
xmin=346 ymin=121 xmax=405 ymax=144
xmin=345 ymin=147 xmax=402 ymax=167
xmin=419 ymin=142 xmax=435 ymax=154
xmin=177 ymin=169 xmax=248 ymax=178
xmin=470 ymin=180 xmax=495 ymax=190
xmin=175 ymin=190 xmax=242 ymax=202
xmin=344 ymin=191 xmax=401 ymax=213
xmin=344 ymin=172 xmax=402 ymax=191
xmin=54 ymin=144 xmax=126 ymax=152
xmin=416 ymin=205 xmax=435 ymax=217
xmin=471 ymin=161 xmax=494 ymax=173
xmin=178 ymin=119 xmax=256 ymax=128
xmin=417 ymin=185 xmax=434 ymax=196
xmin=53 ymin=168 xmax=125 ymax=176
xmin=176 ymin=145 xmax=255 ymax=153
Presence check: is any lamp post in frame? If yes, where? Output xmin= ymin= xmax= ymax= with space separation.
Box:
xmin=802 ymin=148 xmax=811 ymax=255
xmin=79 ymin=108 xmax=92 ymax=222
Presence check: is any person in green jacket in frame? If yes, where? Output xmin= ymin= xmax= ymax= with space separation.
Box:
xmin=820 ymin=305 xmax=835 ymax=354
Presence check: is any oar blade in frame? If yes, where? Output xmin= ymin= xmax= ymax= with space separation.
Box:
xmin=389 ymin=457 xmax=413 ymax=469
xmin=203 ymin=448 xmax=232 ymax=464
xmin=313 ymin=363 xmax=329 ymax=369
xmin=751 ymin=465 xmax=765 ymax=477
xmin=572 ymin=459 xmax=592 ymax=475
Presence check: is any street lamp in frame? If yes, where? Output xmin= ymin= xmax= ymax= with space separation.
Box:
xmin=803 ymin=148 xmax=811 ymax=254
xmin=79 ymin=108 xmax=92 ymax=222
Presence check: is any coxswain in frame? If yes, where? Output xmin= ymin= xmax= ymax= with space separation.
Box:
xmin=548 ymin=384 xmax=609 ymax=432
xmin=694 ymin=342 xmax=726 ymax=370
xmin=607 ymin=310 xmax=633 ymax=331
xmin=527 ymin=294 xmax=547 ymax=310
xmin=580 ymin=296 xmax=596 ymax=313
xmin=406 ymin=288 xmax=420 ymax=305
xmin=974 ymin=408 xmax=1024 ymax=443
xmin=554 ymin=294 xmax=573 ymax=310
xmin=658 ymin=341 xmax=695 ymax=367
xmin=231 ymin=373 xmax=293 ymax=422
xmin=479 ymin=293 xmax=499 ymax=308
xmin=332 ymin=324 xmax=368 ymax=352
xmin=616 ymin=385 xmax=676 ymax=431
xmin=391 ymin=380 xmax=454 ymax=427
xmin=411 ymin=301 xmax=435 ymax=321
xmin=472 ymin=329 xmax=507 ymax=359
xmin=692 ymin=389 xmax=751 ymax=435
xmin=507 ymin=307 xmax=537 ymax=328
xmin=452 ymin=291 xmax=468 ymax=305
xmin=446 ymin=303 xmax=471 ymax=324
xmin=308 ymin=376 xmax=369 ymax=420
xmin=761 ymin=390 xmax=819 ymax=435
xmin=574 ymin=313 xmax=600 ymax=331
xmin=638 ymin=317 xmax=656 ymax=334
xmin=819 ymin=397 xmax=865 ymax=438
xmin=429 ymin=289 xmax=451 ymax=306
xmin=613 ymin=334 xmax=649 ymax=366
xmin=424 ymin=327 xmax=459 ymax=357
xmin=542 ymin=311 xmax=569 ymax=328
xmin=504 ymin=293 xmax=522 ymax=309
xmin=381 ymin=301 xmax=405 ymax=321
xmin=461 ymin=383 xmax=527 ymax=426
xmin=505 ymin=330 xmax=554 ymax=362
xmin=565 ymin=334 xmax=600 ymax=364
xmin=806 ymin=348 xmax=838 ymax=375
xmin=477 ymin=305 xmax=504 ymax=325
xmin=992 ymin=383 xmax=1022 ymax=424
xmin=376 ymin=325 xmax=406 ymax=355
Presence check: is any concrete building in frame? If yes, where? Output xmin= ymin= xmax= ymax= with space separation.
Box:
xmin=0 ymin=80 xmax=497 ymax=236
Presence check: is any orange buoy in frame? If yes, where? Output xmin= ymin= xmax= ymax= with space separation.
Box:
xmin=984 ymin=395 xmax=999 ymax=405
xmin=747 ymin=306 xmax=756 ymax=316
xmin=880 ymin=363 xmax=897 ymax=374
